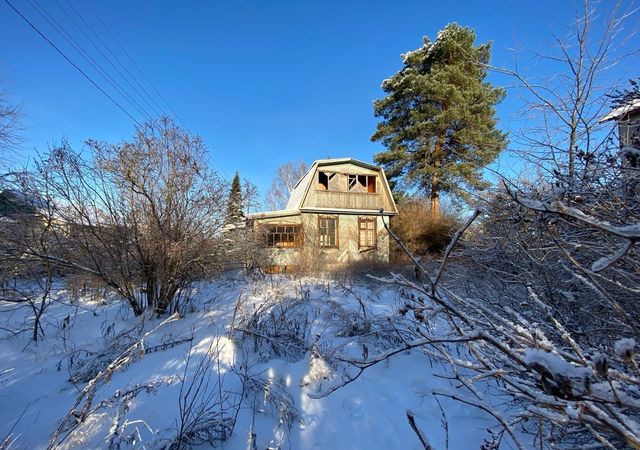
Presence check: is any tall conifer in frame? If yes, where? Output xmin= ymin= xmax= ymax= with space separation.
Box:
xmin=225 ymin=172 xmax=244 ymax=226
xmin=372 ymin=23 xmax=507 ymax=213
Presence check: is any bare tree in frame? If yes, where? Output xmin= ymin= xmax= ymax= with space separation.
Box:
xmin=0 ymin=91 xmax=21 ymax=154
xmin=26 ymin=118 xmax=227 ymax=316
xmin=0 ymin=89 xmax=23 ymax=177
xmin=265 ymin=161 xmax=308 ymax=210
xmin=242 ymin=178 xmax=261 ymax=214
xmin=0 ymin=177 xmax=58 ymax=342
xmin=492 ymin=0 xmax=638 ymax=185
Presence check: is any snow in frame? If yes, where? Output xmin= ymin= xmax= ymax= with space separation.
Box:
xmin=615 ymin=338 xmax=636 ymax=361
xmin=621 ymin=146 xmax=640 ymax=158
xmin=524 ymin=349 xmax=592 ymax=379
xmin=0 ymin=274 xmax=510 ymax=449
xmin=600 ymin=98 xmax=640 ymax=122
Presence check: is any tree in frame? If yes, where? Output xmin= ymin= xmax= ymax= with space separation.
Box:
xmin=225 ymin=172 xmax=245 ymax=227
xmin=29 ymin=118 xmax=227 ymax=316
xmin=0 ymin=91 xmax=21 ymax=153
xmin=372 ymin=23 xmax=507 ymax=213
xmin=0 ymin=89 xmax=22 ymax=177
xmin=492 ymin=2 xmax=635 ymax=186
xmin=265 ymin=161 xmax=308 ymax=210
xmin=242 ymin=178 xmax=260 ymax=214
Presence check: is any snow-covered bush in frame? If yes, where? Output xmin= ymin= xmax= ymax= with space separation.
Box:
xmin=232 ymin=293 xmax=312 ymax=362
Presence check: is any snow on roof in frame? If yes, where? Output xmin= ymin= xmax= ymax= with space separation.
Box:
xmin=246 ymin=209 xmax=300 ymax=220
xmin=600 ymin=98 xmax=640 ymax=122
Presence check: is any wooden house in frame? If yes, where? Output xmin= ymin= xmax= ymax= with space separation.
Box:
xmin=601 ymin=98 xmax=640 ymax=150
xmin=247 ymin=158 xmax=398 ymax=270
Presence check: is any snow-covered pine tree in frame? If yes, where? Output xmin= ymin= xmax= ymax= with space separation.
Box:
xmin=372 ymin=23 xmax=507 ymax=214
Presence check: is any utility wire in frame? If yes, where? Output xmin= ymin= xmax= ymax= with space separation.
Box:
xmin=81 ymin=0 xmax=190 ymax=132
xmin=6 ymin=0 xmax=226 ymax=178
xmin=26 ymin=0 xmax=154 ymax=123
xmin=58 ymin=0 xmax=166 ymax=119
xmin=74 ymin=2 xmax=227 ymax=176
xmin=3 ymin=0 xmax=142 ymax=126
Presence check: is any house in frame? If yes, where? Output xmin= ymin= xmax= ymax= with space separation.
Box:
xmin=247 ymin=158 xmax=398 ymax=271
xmin=601 ymin=98 xmax=640 ymax=151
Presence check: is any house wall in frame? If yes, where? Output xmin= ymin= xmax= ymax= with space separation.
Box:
xmin=308 ymin=213 xmax=390 ymax=266
xmin=619 ymin=110 xmax=640 ymax=148
xmin=252 ymin=214 xmax=303 ymax=268
xmin=254 ymin=212 xmax=390 ymax=270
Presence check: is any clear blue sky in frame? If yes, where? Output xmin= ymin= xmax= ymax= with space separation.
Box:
xmin=1 ymin=0 xmax=637 ymax=207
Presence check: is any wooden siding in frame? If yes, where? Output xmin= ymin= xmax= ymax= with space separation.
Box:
xmin=313 ymin=191 xmax=383 ymax=210
xmin=301 ymin=162 xmax=396 ymax=213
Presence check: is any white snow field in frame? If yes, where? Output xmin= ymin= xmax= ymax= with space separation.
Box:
xmin=0 ymin=274 xmax=502 ymax=449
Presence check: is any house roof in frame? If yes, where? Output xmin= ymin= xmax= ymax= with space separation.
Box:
xmin=600 ymin=98 xmax=640 ymax=122
xmin=286 ymin=157 xmax=391 ymax=210
xmin=247 ymin=157 xmax=398 ymax=218
xmin=246 ymin=209 xmax=300 ymax=220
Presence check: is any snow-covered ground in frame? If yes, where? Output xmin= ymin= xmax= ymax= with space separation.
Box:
xmin=0 ymin=273 xmax=499 ymax=449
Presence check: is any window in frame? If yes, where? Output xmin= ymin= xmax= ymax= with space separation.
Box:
xmin=358 ymin=217 xmax=377 ymax=249
xmin=619 ymin=119 xmax=640 ymax=148
xmin=319 ymin=216 xmax=338 ymax=247
xmin=266 ymin=225 xmax=301 ymax=247
xmin=347 ymin=174 xmax=377 ymax=193
xmin=318 ymin=171 xmax=339 ymax=191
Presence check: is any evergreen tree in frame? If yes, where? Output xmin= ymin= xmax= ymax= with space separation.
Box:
xmin=372 ymin=23 xmax=508 ymax=213
xmin=225 ymin=172 xmax=244 ymax=226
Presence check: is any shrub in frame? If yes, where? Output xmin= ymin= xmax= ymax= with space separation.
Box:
xmin=390 ymin=196 xmax=461 ymax=257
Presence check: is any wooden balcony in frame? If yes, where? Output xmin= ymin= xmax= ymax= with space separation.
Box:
xmin=314 ymin=190 xmax=382 ymax=210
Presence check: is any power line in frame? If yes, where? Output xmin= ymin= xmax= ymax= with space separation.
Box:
xmin=57 ymin=0 xmax=167 ymax=119
xmin=3 ymin=0 xmax=142 ymax=126
xmin=26 ymin=0 xmax=155 ymax=123
xmin=7 ymin=0 xmax=230 ymax=179
xmin=81 ymin=0 xmax=190 ymax=132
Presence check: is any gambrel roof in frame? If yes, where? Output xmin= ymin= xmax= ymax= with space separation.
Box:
xmin=248 ymin=158 xmax=398 ymax=220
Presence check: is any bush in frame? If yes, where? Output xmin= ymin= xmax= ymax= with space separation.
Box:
xmin=390 ymin=197 xmax=461 ymax=257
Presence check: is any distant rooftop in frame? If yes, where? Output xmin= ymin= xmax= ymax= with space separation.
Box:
xmin=600 ymin=98 xmax=640 ymax=122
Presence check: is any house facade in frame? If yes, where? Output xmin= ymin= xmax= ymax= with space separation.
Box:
xmin=247 ymin=158 xmax=398 ymax=270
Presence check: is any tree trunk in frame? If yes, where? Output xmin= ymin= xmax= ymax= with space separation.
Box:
xmin=430 ymin=175 xmax=440 ymax=216
xmin=429 ymin=134 xmax=445 ymax=216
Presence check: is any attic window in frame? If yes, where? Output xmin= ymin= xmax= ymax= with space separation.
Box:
xmin=347 ymin=175 xmax=377 ymax=193
xmin=318 ymin=171 xmax=338 ymax=191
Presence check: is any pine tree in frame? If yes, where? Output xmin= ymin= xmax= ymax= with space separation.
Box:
xmin=225 ymin=172 xmax=244 ymax=227
xmin=372 ymin=23 xmax=507 ymax=213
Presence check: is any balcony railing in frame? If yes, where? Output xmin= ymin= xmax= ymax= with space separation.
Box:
xmin=314 ymin=190 xmax=382 ymax=210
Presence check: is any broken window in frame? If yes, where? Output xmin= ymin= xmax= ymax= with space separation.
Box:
xmin=319 ymin=216 xmax=338 ymax=247
xmin=347 ymin=175 xmax=377 ymax=193
xmin=318 ymin=171 xmax=340 ymax=191
xmin=358 ymin=217 xmax=377 ymax=249
xmin=318 ymin=171 xmax=329 ymax=190
xmin=266 ymin=225 xmax=301 ymax=247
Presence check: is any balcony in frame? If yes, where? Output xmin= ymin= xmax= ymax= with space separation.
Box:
xmin=314 ymin=190 xmax=382 ymax=210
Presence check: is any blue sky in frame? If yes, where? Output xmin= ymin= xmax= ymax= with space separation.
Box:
xmin=1 ymin=0 xmax=637 ymax=207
